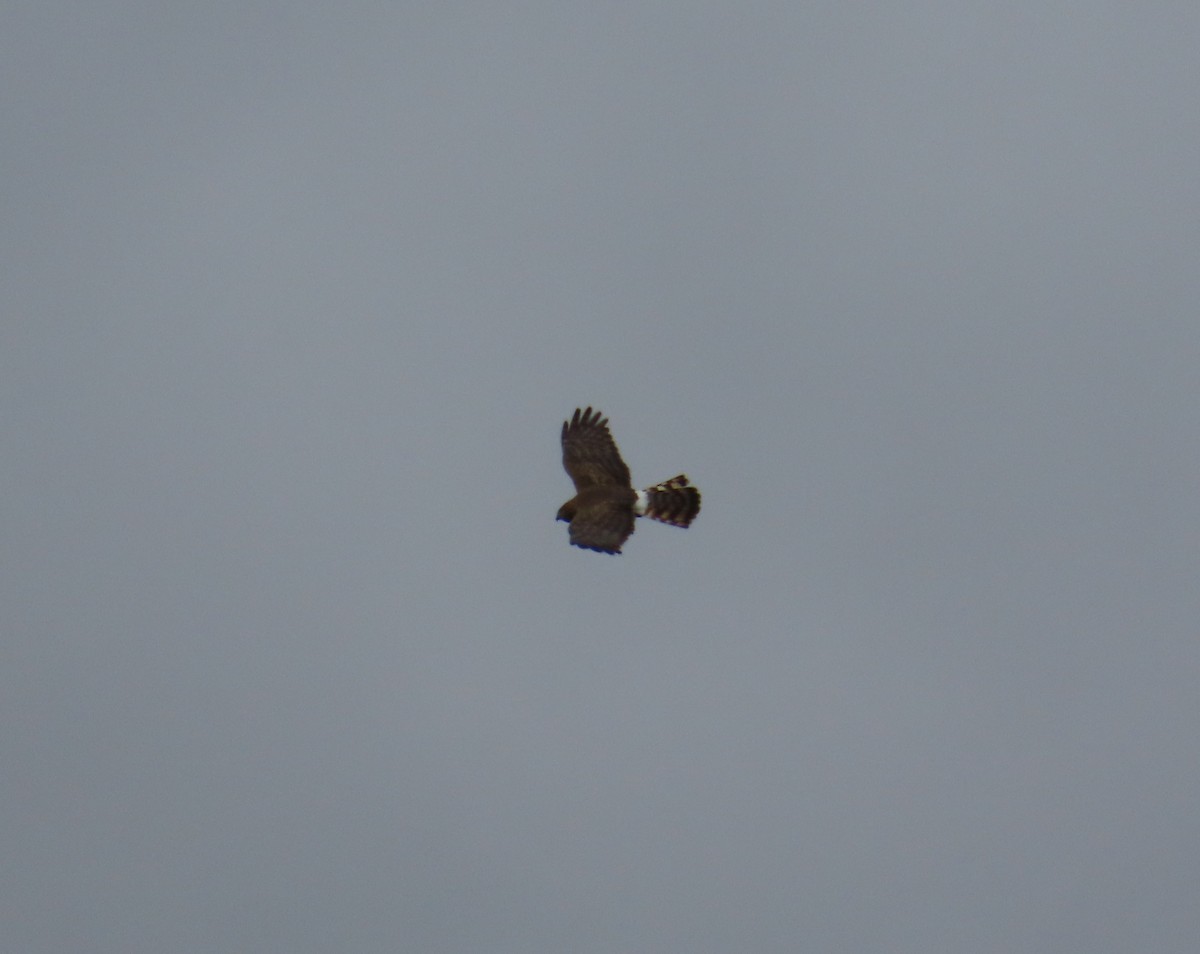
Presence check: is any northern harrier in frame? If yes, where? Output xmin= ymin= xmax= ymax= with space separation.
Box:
xmin=557 ymin=407 xmax=701 ymax=554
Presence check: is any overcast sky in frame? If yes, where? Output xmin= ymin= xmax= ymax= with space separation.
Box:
xmin=4 ymin=3 xmax=1199 ymax=952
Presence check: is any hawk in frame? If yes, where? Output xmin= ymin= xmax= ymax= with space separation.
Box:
xmin=557 ymin=407 xmax=701 ymax=554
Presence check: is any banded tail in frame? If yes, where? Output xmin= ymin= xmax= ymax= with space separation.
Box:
xmin=636 ymin=475 xmax=701 ymax=528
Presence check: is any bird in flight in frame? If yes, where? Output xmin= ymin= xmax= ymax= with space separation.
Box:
xmin=557 ymin=407 xmax=701 ymax=554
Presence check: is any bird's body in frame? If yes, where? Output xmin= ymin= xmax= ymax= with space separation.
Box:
xmin=557 ymin=407 xmax=700 ymax=554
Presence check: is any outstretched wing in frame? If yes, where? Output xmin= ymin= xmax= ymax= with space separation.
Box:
xmin=561 ymin=407 xmax=632 ymax=490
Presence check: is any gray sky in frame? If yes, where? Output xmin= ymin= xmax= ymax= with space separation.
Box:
xmin=4 ymin=3 xmax=1198 ymax=951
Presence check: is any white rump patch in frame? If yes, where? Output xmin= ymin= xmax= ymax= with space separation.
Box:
xmin=633 ymin=489 xmax=649 ymax=515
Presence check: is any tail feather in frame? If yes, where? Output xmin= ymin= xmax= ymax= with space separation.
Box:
xmin=640 ymin=475 xmax=701 ymax=528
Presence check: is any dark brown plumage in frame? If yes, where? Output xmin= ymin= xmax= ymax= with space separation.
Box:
xmin=557 ymin=407 xmax=700 ymax=554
